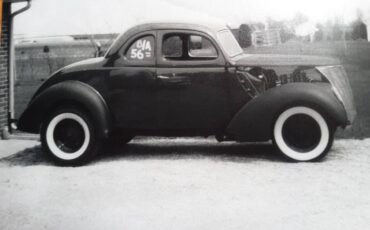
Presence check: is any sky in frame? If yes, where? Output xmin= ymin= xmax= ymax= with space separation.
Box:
xmin=12 ymin=0 xmax=370 ymax=37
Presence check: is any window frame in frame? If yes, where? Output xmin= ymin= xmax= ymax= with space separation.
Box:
xmin=157 ymin=30 xmax=226 ymax=67
xmin=162 ymin=33 xmax=185 ymax=59
xmin=188 ymin=35 xmax=218 ymax=59
xmin=117 ymin=31 xmax=156 ymax=67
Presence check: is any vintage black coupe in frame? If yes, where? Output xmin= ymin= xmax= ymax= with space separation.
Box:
xmin=17 ymin=22 xmax=356 ymax=165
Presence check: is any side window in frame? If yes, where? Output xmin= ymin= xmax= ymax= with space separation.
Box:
xmin=162 ymin=33 xmax=218 ymax=61
xmin=125 ymin=35 xmax=154 ymax=61
xmin=189 ymin=35 xmax=217 ymax=58
xmin=162 ymin=34 xmax=183 ymax=58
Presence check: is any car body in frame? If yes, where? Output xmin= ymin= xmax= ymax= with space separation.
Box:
xmin=17 ymin=22 xmax=356 ymax=165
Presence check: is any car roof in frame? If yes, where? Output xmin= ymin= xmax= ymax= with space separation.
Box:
xmin=125 ymin=22 xmax=227 ymax=35
xmin=106 ymin=22 xmax=228 ymax=57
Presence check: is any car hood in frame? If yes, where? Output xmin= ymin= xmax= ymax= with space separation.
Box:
xmin=234 ymin=54 xmax=341 ymax=67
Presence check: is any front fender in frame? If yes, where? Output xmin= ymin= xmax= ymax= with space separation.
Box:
xmin=17 ymin=80 xmax=111 ymax=138
xmin=226 ymin=83 xmax=347 ymax=142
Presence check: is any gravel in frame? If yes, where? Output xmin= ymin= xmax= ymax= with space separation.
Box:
xmin=0 ymin=137 xmax=369 ymax=230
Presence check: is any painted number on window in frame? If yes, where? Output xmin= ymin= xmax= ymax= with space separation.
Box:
xmin=130 ymin=39 xmax=152 ymax=60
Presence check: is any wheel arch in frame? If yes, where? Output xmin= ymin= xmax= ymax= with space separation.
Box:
xmin=226 ymin=83 xmax=347 ymax=142
xmin=17 ymin=80 xmax=112 ymax=139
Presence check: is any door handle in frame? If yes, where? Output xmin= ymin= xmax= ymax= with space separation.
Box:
xmin=157 ymin=75 xmax=170 ymax=80
xmin=157 ymin=75 xmax=191 ymax=87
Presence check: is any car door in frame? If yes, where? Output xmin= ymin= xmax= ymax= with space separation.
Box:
xmin=106 ymin=31 xmax=159 ymax=129
xmin=156 ymin=30 xmax=231 ymax=130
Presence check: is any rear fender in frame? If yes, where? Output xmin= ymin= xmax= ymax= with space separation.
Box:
xmin=226 ymin=83 xmax=347 ymax=142
xmin=17 ymin=81 xmax=111 ymax=138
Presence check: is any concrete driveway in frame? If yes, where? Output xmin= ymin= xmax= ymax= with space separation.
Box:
xmin=0 ymin=137 xmax=369 ymax=230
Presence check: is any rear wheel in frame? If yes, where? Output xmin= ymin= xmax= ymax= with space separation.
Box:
xmin=41 ymin=107 xmax=101 ymax=166
xmin=273 ymin=106 xmax=334 ymax=162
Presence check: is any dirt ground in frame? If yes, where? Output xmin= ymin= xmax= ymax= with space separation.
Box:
xmin=0 ymin=137 xmax=369 ymax=230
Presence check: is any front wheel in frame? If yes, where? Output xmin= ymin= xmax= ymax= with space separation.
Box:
xmin=273 ymin=106 xmax=335 ymax=162
xmin=41 ymin=107 xmax=101 ymax=166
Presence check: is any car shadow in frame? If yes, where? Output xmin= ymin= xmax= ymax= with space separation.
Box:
xmin=100 ymin=140 xmax=282 ymax=163
xmin=0 ymin=144 xmax=50 ymax=166
xmin=0 ymin=138 xmax=284 ymax=167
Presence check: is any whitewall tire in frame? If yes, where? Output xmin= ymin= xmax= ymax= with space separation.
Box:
xmin=41 ymin=107 xmax=101 ymax=166
xmin=46 ymin=113 xmax=90 ymax=160
xmin=273 ymin=106 xmax=334 ymax=161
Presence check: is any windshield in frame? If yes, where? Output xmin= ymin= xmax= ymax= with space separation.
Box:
xmin=217 ymin=29 xmax=243 ymax=58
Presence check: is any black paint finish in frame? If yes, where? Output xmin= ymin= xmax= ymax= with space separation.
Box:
xmin=226 ymin=83 xmax=347 ymax=142
xmin=17 ymin=23 xmax=349 ymax=141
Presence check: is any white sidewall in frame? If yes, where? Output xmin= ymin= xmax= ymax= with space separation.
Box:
xmin=46 ymin=113 xmax=90 ymax=160
xmin=274 ymin=106 xmax=330 ymax=161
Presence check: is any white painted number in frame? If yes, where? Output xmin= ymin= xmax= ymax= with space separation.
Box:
xmin=130 ymin=38 xmax=152 ymax=60
xmin=130 ymin=49 xmax=144 ymax=60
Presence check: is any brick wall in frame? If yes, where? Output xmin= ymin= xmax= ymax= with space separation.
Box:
xmin=0 ymin=3 xmax=10 ymax=133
